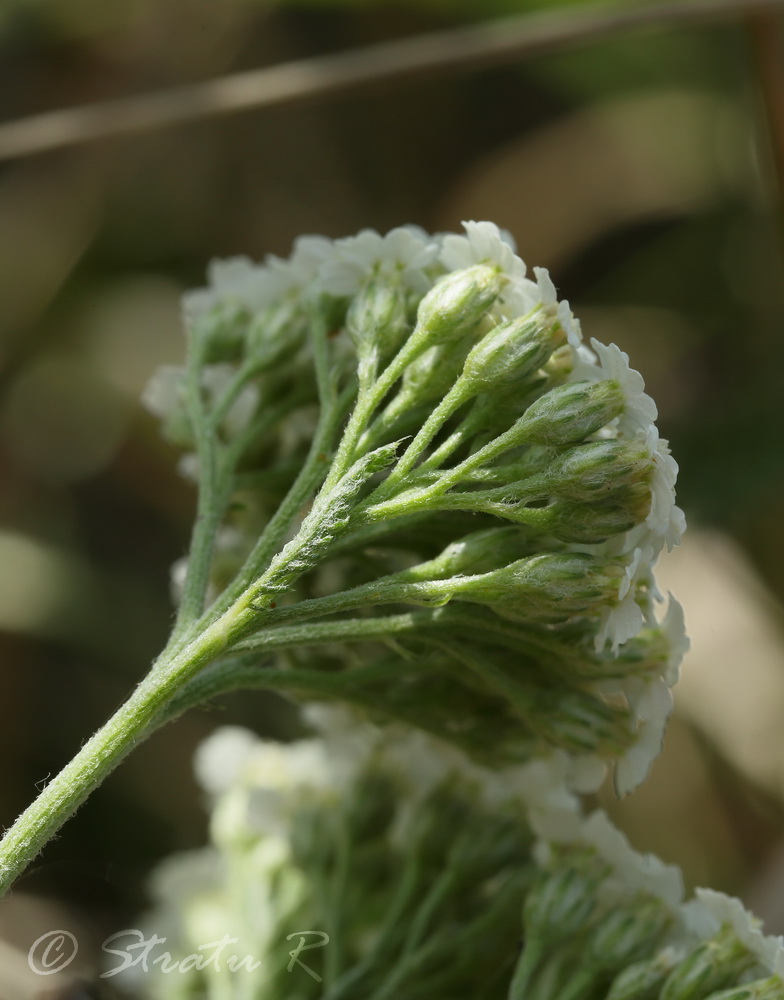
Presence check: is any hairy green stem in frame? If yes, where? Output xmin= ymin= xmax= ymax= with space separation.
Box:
xmin=0 ymin=594 xmax=258 ymax=898
xmin=321 ymin=331 xmax=429 ymax=491
xmin=207 ymin=392 xmax=347 ymax=620
xmin=374 ymin=378 xmax=468 ymax=490
xmin=173 ymin=342 xmax=225 ymax=634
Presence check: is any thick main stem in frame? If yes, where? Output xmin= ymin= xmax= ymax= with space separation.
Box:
xmin=0 ymin=597 xmax=256 ymax=898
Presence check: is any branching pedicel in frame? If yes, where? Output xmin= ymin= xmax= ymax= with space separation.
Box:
xmin=0 ymin=221 xmax=687 ymax=897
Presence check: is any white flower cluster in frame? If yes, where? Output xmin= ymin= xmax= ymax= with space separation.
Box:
xmin=683 ymin=889 xmax=784 ymax=980
xmin=159 ymin=216 xmax=682 ymax=544
xmin=570 ymin=337 xmax=686 ymax=648
xmin=141 ymin=725 xmax=784 ymax=1000
xmin=142 ymin=220 xmax=688 ymax=798
xmin=530 ymin=805 xmax=784 ymax=995
xmin=136 ymin=720 xmax=587 ymax=998
xmin=195 ymin=707 xmax=585 ymax=842
xmin=532 ymin=806 xmax=684 ymax=911
xmin=174 ymin=220 xmax=580 ymax=341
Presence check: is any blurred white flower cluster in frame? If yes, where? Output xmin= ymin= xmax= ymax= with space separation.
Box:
xmin=136 ymin=719 xmax=784 ymax=1000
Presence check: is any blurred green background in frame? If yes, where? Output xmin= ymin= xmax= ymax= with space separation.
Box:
xmin=1 ymin=0 xmax=784 ymax=994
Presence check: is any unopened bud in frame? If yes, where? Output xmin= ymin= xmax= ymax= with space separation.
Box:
xmin=414 ymin=264 xmax=502 ymax=346
xmin=543 ymin=485 xmax=652 ymax=544
xmin=524 ymin=848 xmax=608 ymax=942
xmin=458 ymin=552 xmax=625 ymax=623
xmin=192 ymin=300 xmax=249 ymax=363
xmin=462 ymin=311 xmax=565 ymax=386
xmin=661 ymin=929 xmax=757 ymax=1000
xmin=514 ymin=380 xmax=625 ymax=447
xmin=346 ymin=277 xmax=410 ymax=360
xmin=492 ymin=440 xmax=655 ymax=542
xmin=585 ymin=895 xmax=672 ymax=973
xmin=400 ymin=342 xmax=471 ymax=406
xmin=543 ymin=440 xmax=655 ymax=500
xmin=606 ymin=948 xmax=682 ymax=1000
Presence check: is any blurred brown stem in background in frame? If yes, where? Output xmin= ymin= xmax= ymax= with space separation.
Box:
xmin=1 ymin=0 xmax=784 ymax=162
xmin=748 ymin=10 xmax=784 ymax=229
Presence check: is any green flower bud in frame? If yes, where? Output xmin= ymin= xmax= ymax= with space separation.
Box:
xmin=542 ymin=486 xmax=652 ymax=544
xmin=584 ymin=895 xmax=672 ymax=974
xmin=246 ymin=297 xmax=306 ymax=366
xmin=542 ymin=439 xmax=655 ymax=501
xmin=706 ymin=977 xmax=784 ymax=1000
xmin=414 ymin=264 xmax=502 ymax=347
xmin=524 ymin=847 xmax=608 ymax=943
xmin=346 ymin=277 xmax=410 ymax=361
xmin=528 ymin=687 xmax=633 ymax=754
xmin=193 ymin=301 xmax=249 ymax=363
xmin=511 ymin=439 xmax=655 ymax=543
xmin=661 ymin=929 xmax=758 ymax=1000
xmin=461 ymin=311 xmax=566 ymax=387
xmin=458 ymin=552 xmax=624 ymax=623
xmin=606 ymin=948 xmax=682 ymax=1000
xmin=513 ymin=379 xmax=625 ymax=447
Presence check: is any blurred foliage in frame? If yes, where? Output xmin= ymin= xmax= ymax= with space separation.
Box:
xmin=0 ymin=0 xmax=783 ymax=980
xmin=0 ymin=0 xmax=656 ymax=43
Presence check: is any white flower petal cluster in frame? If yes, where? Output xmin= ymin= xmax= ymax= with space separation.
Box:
xmin=142 ymin=364 xmax=186 ymax=419
xmin=439 ymin=220 xmax=525 ymax=281
xmin=572 ymin=337 xmax=658 ymax=436
xmin=318 ymin=226 xmax=439 ymax=296
xmin=614 ymin=677 xmax=674 ymax=796
xmin=184 ymin=236 xmax=340 ymax=322
xmin=439 ymin=220 xmax=558 ymax=321
xmin=532 ymin=807 xmax=684 ymax=910
xmin=594 ymin=546 xmax=650 ymax=654
xmin=661 ymin=593 xmax=689 ymax=685
xmin=192 ymin=715 xmax=601 ymax=876
xmin=183 ymin=256 xmax=280 ymax=320
xmin=683 ymin=889 xmax=784 ymax=978
xmin=304 ymin=703 xmax=591 ymax=806
xmin=265 ymin=234 xmax=337 ymax=294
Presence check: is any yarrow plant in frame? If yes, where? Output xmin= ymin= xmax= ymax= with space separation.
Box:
xmin=2 ymin=219 xmax=778 ymax=999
